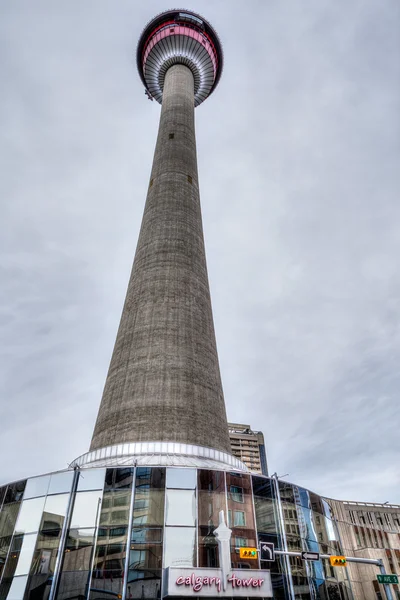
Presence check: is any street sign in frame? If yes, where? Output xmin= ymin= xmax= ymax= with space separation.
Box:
xmin=377 ymin=575 xmax=399 ymax=585
xmin=239 ymin=547 xmax=258 ymax=559
xmin=330 ymin=556 xmax=347 ymax=567
xmin=301 ymin=551 xmax=320 ymax=561
xmin=259 ymin=542 xmax=275 ymax=562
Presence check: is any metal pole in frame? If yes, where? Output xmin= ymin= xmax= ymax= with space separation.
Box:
xmin=49 ymin=467 xmax=80 ymax=600
xmin=122 ymin=466 xmax=137 ymax=600
xmin=378 ymin=559 xmax=394 ymax=600
xmin=272 ymin=474 xmax=295 ymax=600
xmin=274 ymin=549 xmax=382 ymax=565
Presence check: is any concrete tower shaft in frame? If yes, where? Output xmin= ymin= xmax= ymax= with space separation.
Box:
xmin=90 ymin=63 xmax=231 ymax=454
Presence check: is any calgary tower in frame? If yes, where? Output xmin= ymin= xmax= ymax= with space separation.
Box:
xmin=87 ymin=9 xmax=235 ymax=467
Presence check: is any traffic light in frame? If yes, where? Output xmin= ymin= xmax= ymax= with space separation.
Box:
xmin=330 ymin=556 xmax=347 ymax=567
xmin=239 ymin=547 xmax=258 ymax=559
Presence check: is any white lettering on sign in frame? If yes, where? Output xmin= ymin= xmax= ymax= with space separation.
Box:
xmin=175 ymin=572 xmax=267 ymax=593
xmin=166 ymin=567 xmax=273 ymax=597
xmin=227 ymin=574 xmax=265 ymax=589
xmin=176 ymin=573 xmax=222 ymax=593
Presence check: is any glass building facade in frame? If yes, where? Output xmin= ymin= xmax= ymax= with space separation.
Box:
xmin=0 ymin=466 xmax=358 ymax=600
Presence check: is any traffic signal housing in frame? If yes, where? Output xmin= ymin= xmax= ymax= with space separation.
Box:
xmin=330 ymin=556 xmax=347 ymax=567
xmin=239 ymin=547 xmax=258 ymax=559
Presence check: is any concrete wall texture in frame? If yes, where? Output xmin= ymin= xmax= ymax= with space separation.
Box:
xmin=90 ymin=64 xmax=231 ymax=453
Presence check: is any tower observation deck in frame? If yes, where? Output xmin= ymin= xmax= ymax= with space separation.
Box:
xmin=74 ymin=10 xmax=245 ymax=472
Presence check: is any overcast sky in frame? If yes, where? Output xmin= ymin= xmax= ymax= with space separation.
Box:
xmin=1 ymin=0 xmax=399 ymax=504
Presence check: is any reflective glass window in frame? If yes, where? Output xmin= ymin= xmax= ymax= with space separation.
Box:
xmin=0 ymin=535 xmax=12 ymax=579
xmin=0 ymin=502 xmax=20 ymax=538
xmin=104 ymin=467 xmax=134 ymax=490
xmin=30 ymin=529 xmax=62 ymax=575
xmin=0 ymin=485 xmax=6 ymax=508
xmin=165 ymin=489 xmax=195 ymax=526
xmin=56 ymin=571 xmax=90 ymax=599
xmin=47 ymin=471 xmax=74 ymax=495
xmin=164 ymin=527 xmax=196 ymax=567
xmin=166 ymin=468 xmax=196 ymax=489
xmin=4 ymin=480 xmax=26 ymax=504
xmin=77 ymin=468 xmax=106 ymax=491
xmin=97 ymin=526 xmax=128 ymax=545
xmin=25 ymin=574 xmax=53 ymax=600
xmin=131 ymin=528 xmax=162 ymax=544
xmin=24 ymin=475 xmax=51 ymax=499
xmin=126 ymin=569 xmax=162 ymax=600
xmin=94 ymin=542 xmax=126 ymax=573
xmin=129 ymin=543 xmax=162 ymax=571
xmin=198 ymin=470 xmax=225 ymax=568
xmin=70 ymin=490 xmax=103 ymax=529
xmin=226 ymin=472 xmax=256 ymax=569
xmin=5 ymin=575 xmax=28 ymax=599
xmin=14 ymin=533 xmax=38 ymax=575
xmin=40 ymin=493 xmax=69 ymax=532
xmin=99 ymin=491 xmax=131 ymax=526
xmin=14 ymin=497 xmax=46 ymax=534
xmin=133 ymin=468 xmax=165 ymax=527
xmin=62 ymin=528 xmax=95 ymax=572
xmin=89 ymin=569 xmax=123 ymax=599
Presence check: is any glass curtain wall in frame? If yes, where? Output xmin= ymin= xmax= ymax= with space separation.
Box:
xmin=279 ymin=482 xmax=353 ymax=600
xmin=55 ymin=468 xmax=105 ymax=600
xmin=128 ymin=467 xmax=165 ymax=600
xmin=253 ymin=476 xmax=290 ymax=600
xmin=87 ymin=468 xmax=134 ymax=600
xmin=0 ymin=466 xmax=364 ymax=600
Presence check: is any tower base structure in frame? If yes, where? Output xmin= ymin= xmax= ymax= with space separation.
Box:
xmin=0 ymin=462 xmax=372 ymax=600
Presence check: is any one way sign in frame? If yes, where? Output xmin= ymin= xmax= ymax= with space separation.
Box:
xmin=259 ymin=542 xmax=275 ymax=562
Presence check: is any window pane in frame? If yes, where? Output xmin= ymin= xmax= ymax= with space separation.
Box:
xmin=6 ymin=575 xmax=28 ymax=599
xmin=104 ymin=468 xmax=134 ymax=490
xmin=47 ymin=472 xmax=74 ymax=495
xmin=97 ymin=526 xmax=128 ymax=545
xmin=164 ymin=527 xmax=196 ymax=567
xmin=25 ymin=573 xmax=53 ymax=599
xmin=15 ymin=533 xmax=38 ymax=575
xmin=0 ymin=503 xmax=20 ymax=538
xmin=4 ymin=481 xmax=26 ymax=504
xmin=234 ymin=510 xmax=246 ymax=527
xmin=131 ymin=528 xmax=162 ymax=544
xmin=94 ymin=543 xmax=126 ymax=573
xmin=62 ymin=528 xmax=95 ymax=572
xmin=99 ymin=491 xmax=131 ymax=526
xmin=165 ymin=489 xmax=195 ymax=526
xmin=126 ymin=569 xmax=162 ymax=600
xmin=24 ymin=476 xmax=51 ymax=499
xmin=30 ymin=529 xmax=62 ymax=575
xmin=89 ymin=570 xmax=123 ymax=599
xmin=14 ymin=497 xmax=46 ymax=534
xmin=166 ymin=468 xmax=196 ymax=489
xmin=41 ymin=494 xmax=69 ymax=531
xmin=77 ymin=469 xmax=106 ymax=491
xmin=129 ymin=543 xmax=162 ymax=571
xmin=70 ymin=491 xmax=103 ymax=529
xmin=56 ymin=570 xmax=89 ymax=600
xmin=133 ymin=469 xmax=165 ymax=527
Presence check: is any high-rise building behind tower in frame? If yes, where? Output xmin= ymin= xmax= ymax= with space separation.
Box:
xmin=228 ymin=422 xmax=268 ymax=475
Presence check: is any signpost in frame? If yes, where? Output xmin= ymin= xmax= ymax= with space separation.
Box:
xmin=377 ymin=575 xmax=399 ymax=585
xmin=301 ymin=551 xmax=320 ymax=562
xmin=259 ymin=542 xmax=275 ymax=562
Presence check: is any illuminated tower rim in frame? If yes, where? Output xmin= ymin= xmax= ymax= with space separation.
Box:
xmin=136 ymin=9 xmax=224 ymax=106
